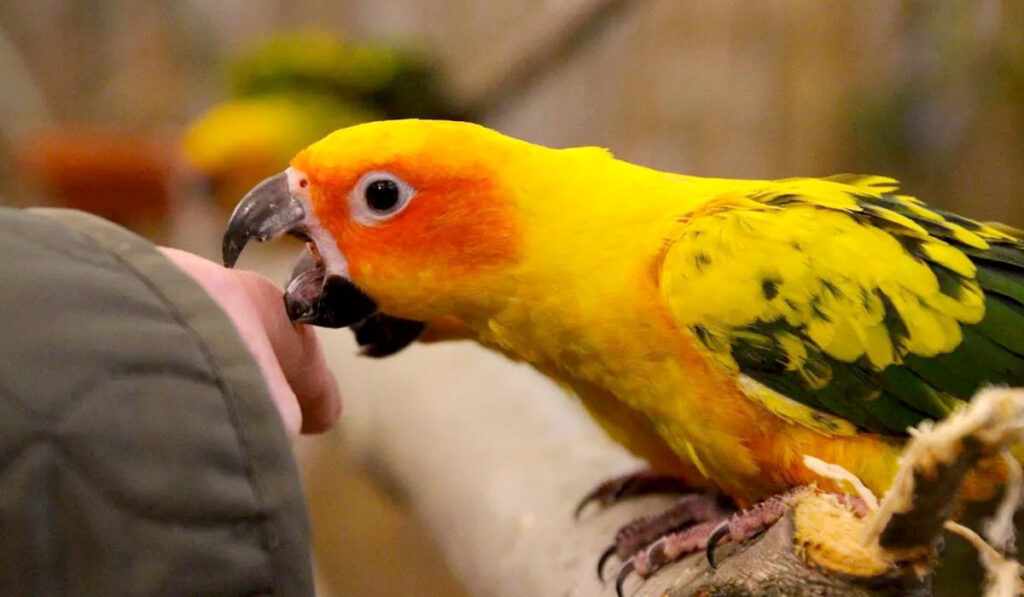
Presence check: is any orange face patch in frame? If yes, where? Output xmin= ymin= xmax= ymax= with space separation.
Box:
xmin=286 ymin=120 xmax=530 ymax=320
xmin=343 ymin=167 xmax=520 ymax=278
xmin=297 ymin=154 xmax=522 ymax=286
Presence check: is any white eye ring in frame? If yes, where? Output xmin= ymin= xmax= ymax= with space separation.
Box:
xmin=349 ymin=170 xmax=416 ymax=225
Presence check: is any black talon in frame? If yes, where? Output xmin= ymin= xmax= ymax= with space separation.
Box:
xmin=615 ymin=560 xmax=636 ymax=597
xmin=574 ymin=473 xmax=693 ymax=519
xmin=706 ymin=520 xmax=730 ymax=570
xmin=574 ymin=479 xmax=628 ymax=519
xmin=573 ymin=495 xmax=595 ymax=519
xmin=597 ymin=543 xmax=618 ymax=582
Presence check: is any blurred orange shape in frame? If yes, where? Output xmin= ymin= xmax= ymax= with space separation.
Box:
xmin=18 ymin=127 xmax=174 ymax=231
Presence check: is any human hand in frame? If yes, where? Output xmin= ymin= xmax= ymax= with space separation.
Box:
xmin=159 ymin=247 xmax=341 ymax=438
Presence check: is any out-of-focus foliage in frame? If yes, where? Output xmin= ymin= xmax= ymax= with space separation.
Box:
xmin=846 ymin=2 xmax=1024 ymax=198
xmin=184 ymin=95 xmax=376 ymax=210
xmin=183 ymin=30 xmax=460 ymax=211
xmin=228 ymin=30 xmax=458 ymax=120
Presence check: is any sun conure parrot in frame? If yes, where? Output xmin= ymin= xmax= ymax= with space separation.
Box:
xmin=221 ymin=119 xmax=1024 ymax=584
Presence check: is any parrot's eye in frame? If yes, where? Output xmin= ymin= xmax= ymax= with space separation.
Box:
xmin=366 ymin=179 xmax=399 ymax=211
xmin=350 ymin=171 xmax=416 ymax=224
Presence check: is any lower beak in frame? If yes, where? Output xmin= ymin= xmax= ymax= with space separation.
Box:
xmin=286 ymin=247 xmax=426 ymax=354
xmin=283 ymin=247 xmax=377 ymax=328
xmin=221 ymin=171 xmax=378 ymax=328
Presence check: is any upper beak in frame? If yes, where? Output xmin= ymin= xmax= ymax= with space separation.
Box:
xmin=222 ymin=172 xmax=307 ymax=268
xmin=222 ymin=170 xmax=378 ymax=328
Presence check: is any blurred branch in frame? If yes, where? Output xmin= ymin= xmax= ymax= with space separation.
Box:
xmin=456 ymin=0 xmax=641 ymax=121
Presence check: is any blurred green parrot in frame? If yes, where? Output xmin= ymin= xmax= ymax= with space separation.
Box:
xmin=183 ymin=30 xmax=459 ymax=211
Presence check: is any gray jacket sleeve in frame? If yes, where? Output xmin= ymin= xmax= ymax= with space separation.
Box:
xmin=0 ymin=208 xmax=313 ymax=596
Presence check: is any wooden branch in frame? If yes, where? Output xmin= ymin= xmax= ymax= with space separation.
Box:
xmin=637 ymin=510 xmax=928 ymax=597
xmin=319 ymin=332 xmax=1024 ymax=597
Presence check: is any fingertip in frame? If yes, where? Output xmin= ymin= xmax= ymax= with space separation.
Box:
xmin=277 ymin=386 xmax=304 ymax=439
xmin=297 ymin=353 xmax=343 ymax=434
xmin=278 ymin=323 xmax=342 ymax=434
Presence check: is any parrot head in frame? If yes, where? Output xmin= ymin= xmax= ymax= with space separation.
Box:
xmin=222 ymin=119 xmax=539 ymax=355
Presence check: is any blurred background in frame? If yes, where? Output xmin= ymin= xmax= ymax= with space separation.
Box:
xmin=1 ymin=1 xmax=1022 ymax=595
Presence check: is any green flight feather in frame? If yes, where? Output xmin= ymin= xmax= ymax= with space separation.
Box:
xmin=879 ymin=366 xmax=954 ymax=420
xmin=956 ymin=326 xmax=1024 ymax=381
xmin=974 ymin=295 xmax=1024 ymax=358
xmin=977 ymin=265 xmax=1024 ymax=306
xmin=863 ymin=391 xmax=929 ymax=435
xmin=900 ymin=354 xmax=979 ymax=404
xmin=963 ymin=244 xmax=1024 ymax=268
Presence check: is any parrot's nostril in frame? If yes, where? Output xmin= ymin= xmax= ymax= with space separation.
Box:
xmin=299 ymin=178 xmax=308 ymax=188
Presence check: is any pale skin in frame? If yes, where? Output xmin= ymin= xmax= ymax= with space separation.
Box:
xmin=159 ymin=247 xmax=341 ymax=437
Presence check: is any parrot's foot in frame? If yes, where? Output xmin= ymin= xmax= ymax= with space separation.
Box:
xmin=574 ymin=469 xmax=697 ymax=519
xmin=614 ymin=488 xmax=823 ymax=597
xmin=596 ymin=492 xmax=733 ymax=581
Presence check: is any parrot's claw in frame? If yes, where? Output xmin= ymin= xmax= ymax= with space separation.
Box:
xmin=613 ymin=489 xmax=813 ymax=592
xmin=575 ymin=469 xmax=697 ymax=519
xmin=596 ymin=492 xmax=733 ymax=581
xmin=614 ymin=560 xmax=636 ymax=597
xmin=596 ymin=543 xmax=618 ymax=580
xmin=614 ymin=517 xmax=724 ymax=594
xmin=705 ymin=520 xmax=731 ymax=569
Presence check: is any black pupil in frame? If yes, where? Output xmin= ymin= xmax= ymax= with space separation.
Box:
xmin=365 ymin=179 xmax=400 ymax=212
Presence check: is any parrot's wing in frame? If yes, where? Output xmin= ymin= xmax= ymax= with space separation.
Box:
xmin=660 ymin=174 xmax=1024 ymax=436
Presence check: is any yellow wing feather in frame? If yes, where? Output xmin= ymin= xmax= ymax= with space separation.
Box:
xmin=658 ymin=177 xmax=988 ymax=433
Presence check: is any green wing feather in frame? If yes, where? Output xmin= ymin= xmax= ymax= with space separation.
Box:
xmin=661 ymin=174 xmax=1024 ymax=436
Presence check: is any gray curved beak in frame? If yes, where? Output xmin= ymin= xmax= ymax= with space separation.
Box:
xmin=222 ymin=172 xmax=307 ymax=268
xmin=221 ymin=171 xmax=385 ymax=331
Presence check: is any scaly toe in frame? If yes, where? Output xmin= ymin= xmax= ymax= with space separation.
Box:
xmin=596 ymin=492 xmax=733 ymax=580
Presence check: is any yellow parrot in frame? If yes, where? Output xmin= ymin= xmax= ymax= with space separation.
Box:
xmin=221 ymin=119 xmax=1024 ymax=586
